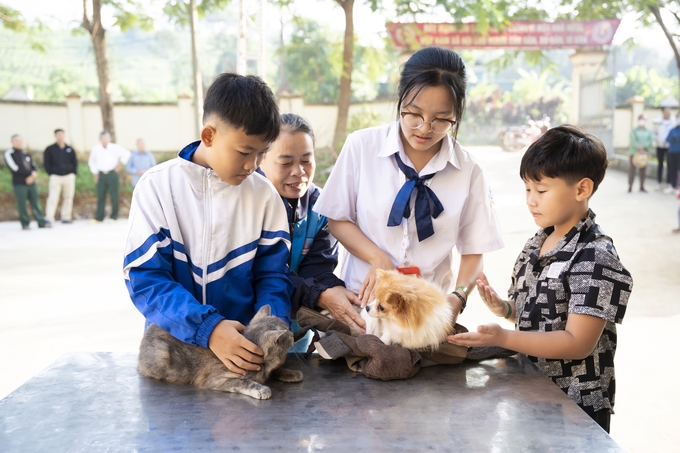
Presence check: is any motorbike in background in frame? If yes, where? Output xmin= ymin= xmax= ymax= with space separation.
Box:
xmin=498 ymin=116 xmax=551 ymax=152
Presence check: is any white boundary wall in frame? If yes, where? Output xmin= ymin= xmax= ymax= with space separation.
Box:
xmin=0 ymin=93 xmax=395 ymax=159
xmin=0 ymin=92 xmax=664 ymax=159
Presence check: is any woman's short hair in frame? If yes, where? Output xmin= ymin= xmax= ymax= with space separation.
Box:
xmin=280 ymin=113 xmax=315 ymax=147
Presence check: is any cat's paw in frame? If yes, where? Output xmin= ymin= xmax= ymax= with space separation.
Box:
xmin=251 ymin=386 xmax=272 ymax=400
xmin=272 ymin=368 xmax=303 ymax=383
xmin=245 ymin=385 xmax=272 ymax=400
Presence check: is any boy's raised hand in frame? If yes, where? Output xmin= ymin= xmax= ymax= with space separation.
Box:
xmin=447 ymin=323 xmax=506 ymax=347
xmin=477 ymin=271 xmax=508 ymax=318
xmin=208 ymin=320 xmax=264 ymax=376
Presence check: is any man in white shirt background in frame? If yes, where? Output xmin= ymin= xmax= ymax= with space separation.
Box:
xmin=87 ymin=131 xmax=131 ymax=223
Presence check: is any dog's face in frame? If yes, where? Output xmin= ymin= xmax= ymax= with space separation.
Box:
xmin=365 ymin=269 xmax=417 ymax=322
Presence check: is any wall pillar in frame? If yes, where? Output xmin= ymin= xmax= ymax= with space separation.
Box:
xmin=626 ymin=95 xmax=645 ymax=127
xmin=178 ymin=93 xmax=194 ymax=144
xmin=569 ymin=48 xmax=608 ymax=124
xmin=65 ymin=92 xmax=85 ymax=158
xmin=277 ymin=91 xmax=305 ymax=115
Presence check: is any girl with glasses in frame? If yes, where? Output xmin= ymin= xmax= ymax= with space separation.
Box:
xmin=314 ymin=46 xmax=504 ymax=324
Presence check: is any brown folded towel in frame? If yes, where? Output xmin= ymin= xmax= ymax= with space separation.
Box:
xmin=298 ymin=307 xmax=474 ymax=380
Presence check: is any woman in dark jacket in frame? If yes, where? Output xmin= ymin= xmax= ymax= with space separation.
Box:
xmin=258 ymin=114 xmax=365 ymax=333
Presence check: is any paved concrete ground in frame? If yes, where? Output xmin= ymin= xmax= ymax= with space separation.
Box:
xmin=1 ymin=146 xmax=678 ymax=452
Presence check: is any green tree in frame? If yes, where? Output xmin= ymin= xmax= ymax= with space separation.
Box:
xmin=282 ymin=18 xmax=342 ymax=103
xmin=327 ymin=0 xmax=557 ymax=155
xmin=560 ymin=0 xmax=680 ymax=98
xmin=279 ymin=18 xmax=397 ymax=105
xmin=0 ymin=3 xmax=25 ymax=30
xmin=0 ymin=2 xmax=47 ymax=51
xmin=81 ymin=0 xmax=152 ymax=142
xmin=615 ymin=65 xmax=678 ymax=105
xmin=163 ymin=0 xmax=230 ymax=136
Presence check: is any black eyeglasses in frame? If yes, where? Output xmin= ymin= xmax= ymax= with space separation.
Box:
xmin=400 ymin=111 xmax=457 ymax=134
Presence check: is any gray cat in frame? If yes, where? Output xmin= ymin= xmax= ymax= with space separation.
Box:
xmin=138 ymin=305 xmax=303 ymax=400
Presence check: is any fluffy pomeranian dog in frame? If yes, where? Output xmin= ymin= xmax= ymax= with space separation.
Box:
xmin=360 ymin=269 xmax=453 ymax=350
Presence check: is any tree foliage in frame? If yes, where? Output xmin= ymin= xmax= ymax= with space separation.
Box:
xmin=163 ymin=0 xmax=231 ymax=26
xmin=279 ymin=17 xmax=397 ymax=104
xmin=0 ymin=2 xmax=47 ymax=51
xmin=282 ymin=18 xmax=342 ymax=103
xmin=0 ymin=3 xmax=26 ymax=31
xmin=615 ymin=65 xmax=679 ymax=105
xmin=559 ymin=0 xmax=680 ymax=90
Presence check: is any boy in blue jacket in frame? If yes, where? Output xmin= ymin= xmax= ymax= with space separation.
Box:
xmin=124 ymin=74 xmax=292 ymax=375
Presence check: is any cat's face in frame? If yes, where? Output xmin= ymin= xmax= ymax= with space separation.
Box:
xmin=244 ymin=306 xmax=294 ymax=369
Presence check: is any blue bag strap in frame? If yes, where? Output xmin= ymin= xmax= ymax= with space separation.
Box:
xmin=290 ymin=203 xmax=325 ymax=273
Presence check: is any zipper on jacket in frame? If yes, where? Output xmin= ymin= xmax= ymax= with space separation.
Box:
xmin=201 ymin=169 xmax=213 ymax=305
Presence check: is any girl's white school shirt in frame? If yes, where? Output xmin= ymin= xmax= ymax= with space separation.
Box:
xmin=314 ymin=121 xmax=504 ymax=293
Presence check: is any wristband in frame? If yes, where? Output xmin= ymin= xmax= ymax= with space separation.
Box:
xmin=455 ymin=285 xmax=469 ymax=297
xmin=451 ymin=291 xmax=467 ymax=314
xmin=504 ymin=301 xmax=513 ymax=319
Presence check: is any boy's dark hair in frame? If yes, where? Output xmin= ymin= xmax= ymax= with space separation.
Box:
xmin=520 ymin=124 xmax=608 ymax=193
xmin=100 ymin=131 xmax=110 ymax=137
xmin=203 ymin=73 xmax=280 ymax=143
xmin=280 ymin=113 xmax=315 ymax=147
xmin=397 ymin=46 xmax=467 ymax=139
xmin=54 ymin=128 xmax=64 ymax=135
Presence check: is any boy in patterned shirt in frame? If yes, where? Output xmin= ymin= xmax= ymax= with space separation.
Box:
xmin=449 ymin=125 xmax=633 ymax=433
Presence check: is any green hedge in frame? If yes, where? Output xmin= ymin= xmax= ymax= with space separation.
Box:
xmin=0 ymin=163 xmax=132 ymax=195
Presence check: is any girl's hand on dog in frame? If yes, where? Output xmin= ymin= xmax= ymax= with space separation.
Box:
xmin=358 ymin=255 xmax=395 ymax=307
xmin=447 ymin=323 xmax=506 ymax=347
xmin=477 ymin=271 xmax=509 ymax=318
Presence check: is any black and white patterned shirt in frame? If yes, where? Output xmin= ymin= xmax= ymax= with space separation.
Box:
xmin=509 ymin=210 xmax=633 ymax=415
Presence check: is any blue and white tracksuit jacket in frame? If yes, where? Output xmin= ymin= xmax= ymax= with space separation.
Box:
xmin=123 ymin=141 xmax=293 ymax=348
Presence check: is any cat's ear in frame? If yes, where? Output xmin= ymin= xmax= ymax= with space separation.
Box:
xmin=266 ymin=330 xmax=289 ymax=345
xmin=253 ymin=305 xmax=271 ymax=320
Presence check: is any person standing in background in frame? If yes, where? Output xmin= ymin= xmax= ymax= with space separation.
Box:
xmin=628 ymin=114 xmax=653 ymax=193
xmin=88 ymin=131 xmax=130 ymax=223
xmin=653 ymin=107 xmax=675 ymax=192
xmin=4 ymin=134 xmax=50 ymax=230
xmin=665 ymin=113 xmax=680 ymax=197
xmin=44 ymin=128 xmax=78 ymax=224
xmin=126 ymin=138 xmax=156 ymax=189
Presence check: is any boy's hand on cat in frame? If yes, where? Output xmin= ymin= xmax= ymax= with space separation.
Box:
xmin=476 ymin=271 xmax=508 ymax=318
xmin=447 ymin=323 xmax=506 ymax=347
xmin=317 ymin=286 xmax=366 ymax=334
xmin=209 ymin=320 xmax=264 ymax=376
xmin=358 ymin=256 xmax=395 ymax=307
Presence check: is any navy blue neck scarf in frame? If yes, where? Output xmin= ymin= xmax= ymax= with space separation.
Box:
xmin=387 ymin=153 xmax=444 ymax=241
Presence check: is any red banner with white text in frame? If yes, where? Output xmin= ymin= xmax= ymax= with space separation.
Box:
xmin=386 ymin=20 xmax=620 ymax=51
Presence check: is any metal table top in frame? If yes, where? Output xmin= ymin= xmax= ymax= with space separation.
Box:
xmin=0 ymin=352 xmax=624 ymax=452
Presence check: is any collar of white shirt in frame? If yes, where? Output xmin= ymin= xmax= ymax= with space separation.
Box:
xmin=376 ymin=121 xmax=461 ymax=175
